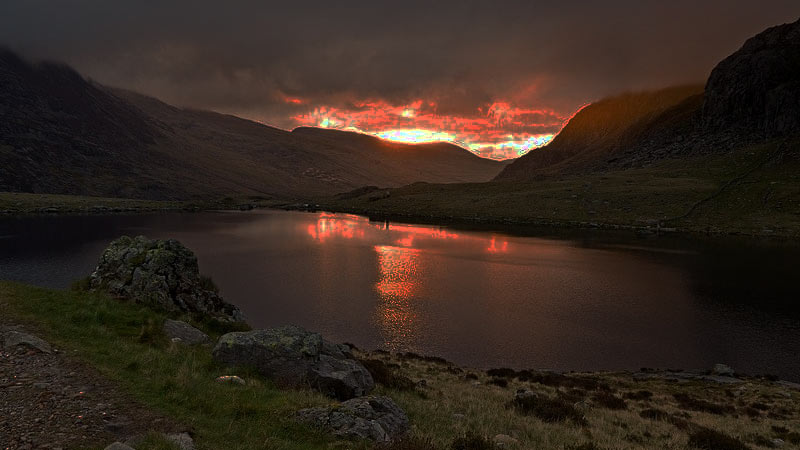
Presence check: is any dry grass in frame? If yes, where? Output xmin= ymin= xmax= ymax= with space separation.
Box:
xmin=361 ymin=351 xmax=800 ymax=450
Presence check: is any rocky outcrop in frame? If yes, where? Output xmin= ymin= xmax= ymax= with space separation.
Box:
xmin=163 ymin=319 xmax=211 ymax=345
xmin=703 ymin=18 xmax=800 ymax=137
xmin=295 ymin=396 xmax=409 ymax=442
xmin=89 ymin=236 xmax=243 ymax=322
xmin=211 ymin=325 xmax=374 ymax=400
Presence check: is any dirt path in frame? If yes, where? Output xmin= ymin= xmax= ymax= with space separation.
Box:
xmin=0 ymin=322 xmax=185 ymax=450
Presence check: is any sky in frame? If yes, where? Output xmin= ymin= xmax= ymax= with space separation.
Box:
xmin=1 ymin=1 xmax=798 ymax=159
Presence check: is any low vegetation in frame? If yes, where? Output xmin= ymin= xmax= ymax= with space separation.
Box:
xmin=2 ymin=281 xmax=799 ymax=449
xmin=315 ymin=139 xmax=800 ymax=238
xmin=0 ymin=192 xmax=282 ymax=216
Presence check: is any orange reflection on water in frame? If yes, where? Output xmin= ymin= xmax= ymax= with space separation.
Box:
xmin=306 ymin=213 xmax=367 ymax=242
xmin=374 ymin=245 xmax=421 ymax=351
xmin=487 ymin=236 xmax=509 ymax=253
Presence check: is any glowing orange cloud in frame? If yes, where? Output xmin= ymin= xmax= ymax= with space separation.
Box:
xmin=292 ymin=98 xmax=568 ymax=159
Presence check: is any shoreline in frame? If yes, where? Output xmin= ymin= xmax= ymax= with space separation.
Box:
xmin=1 ymin=191 xmax=799 ymax=243
xmin=3 ymin=280 xmax=799 ymax=449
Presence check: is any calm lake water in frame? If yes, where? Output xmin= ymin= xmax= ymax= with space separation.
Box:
xmin=1 ymin=210 xmax=799 ymax=380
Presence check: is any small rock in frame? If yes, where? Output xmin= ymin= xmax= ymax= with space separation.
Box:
xmin=296 ymin=396 xmax=409 ymax=442
xmin=215 ymin=375 xmax=246 ymax=385
xmin=2 ymin=331 xmax=52 ymax=353
xmin=771 ymin=438 xmax=785 ymax=448
xmin=451 ymin=413 xmax=465 ymax=421
xmin=104 ymin=443 xmax=135 ymax=450
xmin=493 ymin=434 xmax=519 ymax=448
xmin=514 ymin=389 xmax=537 ymax=403
xmin=712 ymin=364 xmax=735 ymax=376
xmin=163 ymin=320 xmax=211 ymax=345
xmin=166 ymin=432 xmax=195 ymax=450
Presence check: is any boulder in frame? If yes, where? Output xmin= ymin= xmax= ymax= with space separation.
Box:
xmin=89 ymin=236 xmax=243 ymax=322
xmin=1 ymin=330 xmax=52 ymax=353
xmin=165 ymin=432 xmax=195 ymax=450
xmin=104 ymin=443 xmax=135 ymax=450
xmin=163 ymin=319 xmax=211 ymax=345
xmin=493 ymin=434 xmax=519 ymax=448
xmin=296 ymin=396 xmax=409 ymax=442
xmin=215 ymin=375 xmax=246 ymax=385
xmin=712 ymin=364 xmax=735 ymax=377
xmin=212 ymin=325 xmax=373 ymax=400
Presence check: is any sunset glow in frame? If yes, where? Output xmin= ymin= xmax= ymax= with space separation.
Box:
xmin=292 ymin=98 xmax=567 ymax=160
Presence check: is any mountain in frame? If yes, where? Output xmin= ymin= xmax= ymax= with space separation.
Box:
xmin=0 ymin=49 xmax=505 ymax=200
xmin=319 ymin=19 xmax=800 ymax=236
xmin=497 ymin=17 xmax=800 ymax=182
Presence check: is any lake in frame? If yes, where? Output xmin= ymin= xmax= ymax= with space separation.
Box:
xmin=1 ymin=210 xmax=799 ymax=380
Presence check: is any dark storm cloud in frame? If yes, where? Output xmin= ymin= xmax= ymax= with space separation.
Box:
xmin=1 ymin=0 xmax=799 ymax=147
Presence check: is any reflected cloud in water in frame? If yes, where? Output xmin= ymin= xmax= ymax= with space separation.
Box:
xmin=303 ymin=212 xmax=509 ymax=350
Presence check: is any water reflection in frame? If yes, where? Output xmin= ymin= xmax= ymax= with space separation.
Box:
xmin=303 ymin=213 xmax=509 ymax=351
xmin=306 ymin=212 xmax=366 ymax=241
xmin=374 ymin=245 xmax=421 ymax=350
xmin=4 ymin=210 xmax=799 ymax=379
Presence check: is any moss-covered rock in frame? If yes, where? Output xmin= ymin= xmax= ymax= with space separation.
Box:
xmin=89 ymin=236 xmax=243 ymax=322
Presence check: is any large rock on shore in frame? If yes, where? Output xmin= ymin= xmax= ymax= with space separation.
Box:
xmin=296 ymin=396 xmax=409 ymax=442
xmin=89 ymin=236 xmax=243 ymax=322
xmin=212 ymin=325 xmax=374 ymax=400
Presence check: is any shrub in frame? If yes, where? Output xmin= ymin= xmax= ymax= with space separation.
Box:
xmin=512 ymin=393 xmax=587 ymax=425
xmin=488 ymin=378 xmax=508 ymax=388
xmin=639 ymin=408 xmax=670 ymax=421
xmin=591 ymin=392 xmax=627 ymax=410
xmin=359 ymin=358 xmax=416 ymax=391
xmin=568 ymin=444 xmax=605 ymax=450
xmin=524 ymin=371 xmax=609 ymax=391
xmin=486 ymin=368 xmax=517 ymax=378
xmin=673 ymin=393 xmax=734 ymax=415
xmin=378 ymin=436 xmax=440 ymax=450
xmin=199 ymin=275 xmax=219 ymax=293
xmin=451 ymin=433 xmax=496 ymax=450
xmin=687 ymin=428 xmax=749 ymax=450
xmin=623 ymin=390 xmax=653 ymax=400
xmin=138 ymin=318 xmax=167 ymax=347
xmin=70 ymin=276 xmax=91 ymax=291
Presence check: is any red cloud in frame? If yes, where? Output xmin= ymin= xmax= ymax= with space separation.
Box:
xmin=292 ymin=98 xmax=568 ymax=160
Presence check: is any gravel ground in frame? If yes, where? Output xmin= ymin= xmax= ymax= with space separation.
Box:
xmin=0 ymin=323 xmax=184 ymax=450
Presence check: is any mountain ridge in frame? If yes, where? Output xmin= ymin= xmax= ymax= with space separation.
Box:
xmin=0 ymin=49 xmax=505 ymax=200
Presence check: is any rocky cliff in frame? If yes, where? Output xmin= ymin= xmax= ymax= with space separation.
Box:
xmin=497 ymin=18 xmax=800 ymax=181
xmin=703 ymin=18 xmax=800 ymax=137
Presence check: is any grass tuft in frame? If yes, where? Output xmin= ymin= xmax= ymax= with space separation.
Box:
xmin=687 ymin=428 xmax=750 ymax=450
xmin=450 ymin=433 xmax=496 ymax=450
xmin=511 ymin=393 xmax=587 ymax=425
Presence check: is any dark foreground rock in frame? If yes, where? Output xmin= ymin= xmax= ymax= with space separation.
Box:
xmin=162 ymin=319 xmax=211 ymax=345
xmin=212 ymin=325 xmax=374 ymax=400
xmin=89 ymin=236 xmax=243 ymax=322
xmin=296 ymin=396 xmax=409 ymax=442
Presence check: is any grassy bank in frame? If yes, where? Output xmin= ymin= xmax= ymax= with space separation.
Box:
xmin=0 ymin=192 xmax=282 ymax=216
xmin=0 ymin=281 xmax=337 ymax=450
xmin=2 ymin=281 xmax=799 ymax=449
xmin=311 ymin=141 xmax=800 ymax=239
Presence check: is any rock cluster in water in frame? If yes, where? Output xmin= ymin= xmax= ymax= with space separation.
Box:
xmin=89 ymin=236 xmax=243 ymax=322
xmin=212 ymin=325 xmax=374 ymax=400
